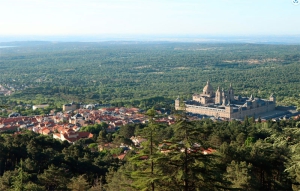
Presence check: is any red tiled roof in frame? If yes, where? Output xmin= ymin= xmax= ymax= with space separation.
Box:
xmin=118 ymin=153 xmax=126 ymax=160
xmin=139 ymin=155 xmax=149 ymax=160
xmin=202 ymin=148 xmax=216 ymax=155
xmin=77 ymin=132 xmax=93 ymax=138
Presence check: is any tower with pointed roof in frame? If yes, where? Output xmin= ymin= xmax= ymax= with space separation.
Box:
xmin=215 ymin=86 xmax=222 ymax=104
xmin=175 ymin=96 xmax=180 ymax=110
xmin=269 ymin=94 xmax=276 ymax=103
xmin=221 ymin=88 xmax=227 ymax=105
xmin=228 ymin=83 xmax=234 ymax=102
xmin=249 ymin=94 xmax=254 ymax=101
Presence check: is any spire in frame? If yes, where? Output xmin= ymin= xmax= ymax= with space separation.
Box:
xmin=222 ymin=88 xmax=225 ymax=95
xmin=269 ymin=93 xmax=276 ymax=102
xmin=249 ymin=94 xmax=254 ymax=100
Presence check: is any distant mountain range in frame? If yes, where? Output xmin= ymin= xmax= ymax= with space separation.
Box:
xmin=1 ymin=35 xmax=300 ymax=44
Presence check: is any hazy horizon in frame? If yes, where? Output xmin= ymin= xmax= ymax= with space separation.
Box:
xmin=1 ymin=34 xmax=300 ymax=45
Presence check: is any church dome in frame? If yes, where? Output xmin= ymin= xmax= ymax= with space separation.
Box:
xmin=203 ymin=81 xmax=214 ymax=94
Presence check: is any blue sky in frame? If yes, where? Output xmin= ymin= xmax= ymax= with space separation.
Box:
xmin=0 ymin=0 xmax=299 ymax=36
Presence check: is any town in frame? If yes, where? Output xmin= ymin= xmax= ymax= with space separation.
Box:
xmin=0 ymin=103 xmax=170 ymax=157
xmin=0 ymin=101 xmax=234 ymax=159
xmin=1 ymin=99 xmax=299 ymax=161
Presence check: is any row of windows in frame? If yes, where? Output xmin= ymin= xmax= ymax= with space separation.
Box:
xmin=186 ymin=105 xmax=225 ymax=112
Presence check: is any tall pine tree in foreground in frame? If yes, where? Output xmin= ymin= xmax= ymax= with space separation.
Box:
xmin=153 ymin=113 xmax=227 ymax=191
xmin=117 ymin=112 xmax=228 ymax=191
xmin=128 ymin=108 xmax=161 ymax=191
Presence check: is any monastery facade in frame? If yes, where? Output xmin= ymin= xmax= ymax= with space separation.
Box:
xmin=175 ymin=81 xmax=276 ymax=120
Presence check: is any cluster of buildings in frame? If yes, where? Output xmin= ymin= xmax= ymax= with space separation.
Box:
xmin=0 ymin=105 xmax=178 ymax=160
xmin=0 ymin=107 xmax=152 ymax=143
xmin=158 ymin=141 xmax=216 ymax=155
xmin=0 ymin=115 xmax=93 ymax=143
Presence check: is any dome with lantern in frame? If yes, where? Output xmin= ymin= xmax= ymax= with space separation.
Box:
xmin=202 ymin=80 xmax=214 ymax=96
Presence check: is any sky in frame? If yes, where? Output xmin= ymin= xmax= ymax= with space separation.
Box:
xmin=0 ymin=0 xmax=300 ymax=37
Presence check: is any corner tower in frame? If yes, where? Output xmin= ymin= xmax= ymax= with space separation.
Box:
xmin=175 ymin=96 xmax=180 ymax=110
xmin=269 ymin=94 xmax=276 ymax=103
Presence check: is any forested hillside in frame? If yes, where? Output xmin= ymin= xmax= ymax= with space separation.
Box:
xmin=0 ymin=42 xmax=299 ymax=110
xmin=1 ymin=115 xmax=300 ymax=190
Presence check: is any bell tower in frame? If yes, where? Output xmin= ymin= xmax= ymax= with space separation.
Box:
xmin=228 ymin=83 xmax=234 ymax=102
xmin=222 ymin=88 xmax=227 ymax=105
xmin=269 ymin=94 xmax=276 ymax=103
xmin=175 ymin=96 xmax=180 ymax=109
xmin=215 ymin=86 xmax=222 ymax=104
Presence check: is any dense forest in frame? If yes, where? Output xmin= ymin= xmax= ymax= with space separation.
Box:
xmin=0 ymin=42 xmax=299 ymax=111
xmin=1 ymin=113 xmax=300 ymax=190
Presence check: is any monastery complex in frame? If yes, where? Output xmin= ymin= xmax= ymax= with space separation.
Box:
xmin=175 ymin=81 xmax=276 ymax=120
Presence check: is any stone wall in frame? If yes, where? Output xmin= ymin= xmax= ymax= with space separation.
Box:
xmin=185 ymin=102 xmax=276 ymax=119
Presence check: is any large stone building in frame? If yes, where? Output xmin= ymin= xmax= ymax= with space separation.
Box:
xmin=63 ymin=102 xmax=78 ymax=111
xmin=175 ymin=81 xmax=276 ymax=120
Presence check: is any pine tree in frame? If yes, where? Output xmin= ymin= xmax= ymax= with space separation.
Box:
xmin=67 ymin=175 xmax=90 ymax=191
xmin=98 ymin=130 xmax=107 ymax=143
xmin=11 ymin=160 xmax=29 ymax=191
xmin=37 ymin=165 xmax=69 ymax=191
xmin=154 ymin=114 xmax=226 ymax=191
xmin=105 ymin=164 xmax=137 ymax=191
xmin=225 ymin=160 xmax=258 ymax=190
xmin=128 ymin=108 xmax=160 ymax=191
